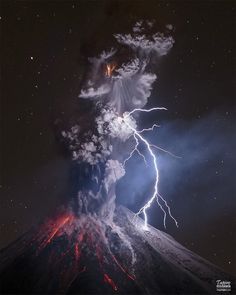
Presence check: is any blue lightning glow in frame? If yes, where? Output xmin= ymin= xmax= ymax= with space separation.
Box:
xmin=122 ymin=107 xmax=178 ymax=230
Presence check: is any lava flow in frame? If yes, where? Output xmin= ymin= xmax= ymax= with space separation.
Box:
xmin=1 ymin=206 xmax=233 ymax=295
xmin=104 ymin=273 xmax=118 ymax=291
xmin=35 ymin=212 xmax=136 ymax=292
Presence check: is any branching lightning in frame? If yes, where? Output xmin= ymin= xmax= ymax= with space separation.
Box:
xmin=137 ymin=124 xmax=159 ymax=133
xmin=121 ymin=107 xmax=178 ymax=230
xmin=69 ymin=21 xmax=178 ymax=232
xmin=124 ymin=133 xmax=148 ymax=167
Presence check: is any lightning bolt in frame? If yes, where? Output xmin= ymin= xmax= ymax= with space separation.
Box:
xmin=121 ymin=107 xmax=178 ymax=230
xmin=124 ymin=133 xmax=148 ymax=167
xmin=137 ymin=124 xmax=159 ymax=133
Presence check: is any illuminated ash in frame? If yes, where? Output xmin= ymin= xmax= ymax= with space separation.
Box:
xmin=62 ymin=21 xmax=179 ymax=230
xmin=79 ymin=84 xmax=111 ymax=99
xmin=120 ymin=108 xmax=178 ymax=229
xmin=79 ymin=21 xmax=173 ymax=114
xmin=96 ymin=108 xmax=136 ymax=141
xmin=114 ymin=32 xmax=174 ymax=56
xmin=114 ymin=20 xmax=174 ymax=56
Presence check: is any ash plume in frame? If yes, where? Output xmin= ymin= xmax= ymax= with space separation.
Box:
xmin=79 ymin=20 xmax=174 ymax=114
xmin=62 ymin=21 xmax=174 ymax=222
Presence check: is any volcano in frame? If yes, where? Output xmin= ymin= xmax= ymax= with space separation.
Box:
xmin=0 ymin=206 xmax=234 ymax=294
xmin=1 ymin=20 xmax=234 ymax=295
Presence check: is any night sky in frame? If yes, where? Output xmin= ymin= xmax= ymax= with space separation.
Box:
xmin=1 ymin=0 xmax=235 ymax=275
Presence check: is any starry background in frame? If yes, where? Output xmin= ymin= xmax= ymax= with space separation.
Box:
xmin=0 ymin=0 xmax=235 ymax=275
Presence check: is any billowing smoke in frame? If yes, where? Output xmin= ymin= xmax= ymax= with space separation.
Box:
xmin=62 ymin=20 xmax=175 ymax=228
xmin=79 ymin=20 xmax=174 ymax=114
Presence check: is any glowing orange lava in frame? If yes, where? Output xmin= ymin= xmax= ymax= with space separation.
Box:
xmin=38 ymin=214 xmax=74 ymax=250
xmin=36 ymin=213 xmax=136 ymax=291
xmin=112 ymin=255 xmax=135 ymax=281
xmin=45 ymin=215 xmax=71 ymax=244
xmin=104 ymin=273 xmax=118 ymax=291
xmin=74 ymin=243 xmax=80 ymax=261
xmin=105 ymin=64 xmax=116 ymax=77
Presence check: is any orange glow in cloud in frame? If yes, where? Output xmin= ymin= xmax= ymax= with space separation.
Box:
xmin=105 ymin=64 xmax=116 ymax=77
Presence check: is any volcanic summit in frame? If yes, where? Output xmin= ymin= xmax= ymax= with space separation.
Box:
xmin=1 ymin=205 xmax=234 ymax=294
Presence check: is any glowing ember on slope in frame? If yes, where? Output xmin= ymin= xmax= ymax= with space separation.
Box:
xmin=74 ymin=243 xmax=80 ymax=261
xmin=104 ymin=273 xmax=118 ymax=291
xmin=112 ymin=255 xmax=135 ymax=281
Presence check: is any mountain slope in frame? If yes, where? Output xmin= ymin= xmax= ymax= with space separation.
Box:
xmin=0 ymin=206 xmax=234 ymax=294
